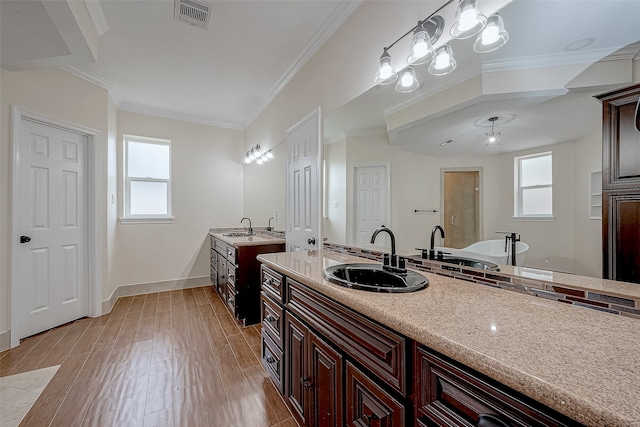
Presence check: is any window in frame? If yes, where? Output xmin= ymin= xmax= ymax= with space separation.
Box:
xmin=123 ymin=135 xmax=172 ymax=222
xmin=514 ymin=152 xmax=552 ymax=218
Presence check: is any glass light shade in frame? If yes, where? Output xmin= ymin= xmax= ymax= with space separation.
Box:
xmin=248 ymin=148 xmax=256 ymax=160
xmin=260 ymin=153 xmax=269 ymax=162
xmin=474 ymin=14 xmax=509 ymax=53
xmin=396 ymin=67 xmax=420 ymax=93
xmin=407 ymin=25 xmax=434 ymax=65
xmin=256 ymin=157 xmax=264 ymax=165
xmin=244 ymin=154 xmax=252 ymax=164
xmin=485 ymin=131 xmax=501 ymax=147
xmin=374 ymin=49 xmax=398 ymax=85
xmin=428 ymin=45 xmax=457 ymax=76
xmin=265 ymin=150 xmax=274 ymax=160
xmin=450 ymin=0 xmax=487 ymax=39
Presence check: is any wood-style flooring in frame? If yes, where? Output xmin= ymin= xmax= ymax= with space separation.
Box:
xmin=0 ymin=286 xmax=298 ymax=427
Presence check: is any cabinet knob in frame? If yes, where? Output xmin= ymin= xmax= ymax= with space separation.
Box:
xmin=264 ymin=355 xmax=276 ymax=364
xmin=301 ymin=378 xmax=314 ymax=389
xmin=265 ymin=314 xmax=276 ymax=323
xmin=477 ymin=414 xmax=511 ymax=427
xmin=263 ymin=278 xmax=273 ymax=287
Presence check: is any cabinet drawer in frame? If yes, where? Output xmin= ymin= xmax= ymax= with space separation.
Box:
xmin=415 ymin=346 xmax=577 ymax=427
xmin=262 ymin=331 xmax=284 ymax=394
xmin=226 ymin=282 xmax=237 ymax=312
xmin=227 ymin=246 xmax=236 ymax=262
xmin=215 ymin=239 xmax=227 ymax=256
xmin=346 ymin=362 xmax=406 ymax=427
xmin=227 ymin=264 xmax=236 ymax=285
xmin=287 ymin=279 xmax=408 ymax=396
xmin=261 ymin=293 xmax=284 ymax=349
xmin=261 ymin=266 xmax=285 ymax=304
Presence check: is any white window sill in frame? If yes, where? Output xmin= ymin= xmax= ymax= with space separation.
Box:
xmin=511 ymin=216 xmax=555 ymax=222
xmin=120 ymin=217 xmax=174 ymax=224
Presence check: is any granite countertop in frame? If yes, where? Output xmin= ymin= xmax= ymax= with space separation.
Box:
xmin=257 ymin=250 xmax=640 ymax=427
xmin=209 ymin=230 xmax=285 ymax=247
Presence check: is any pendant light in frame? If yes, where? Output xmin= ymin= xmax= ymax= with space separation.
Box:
xmin=485 ymin=116 xmax=501 ymax=147
xmin=396 ymin=66 xmax=420 ymax=93
xmin=374 ymin=48 xmax=398 ymax=85
xmin=473 ymin=14 xmax=509 ymax=53
xmin=406 ymin=21 xmax=435 ymax=65
xmin=428 ymin=44 xmax=456 ymax=76
xmin=450 ymin=0 xmax=487 ymax=39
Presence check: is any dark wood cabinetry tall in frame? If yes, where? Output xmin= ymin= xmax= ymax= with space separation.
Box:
xmin=596 ymin=84 xmax=640 ymax=284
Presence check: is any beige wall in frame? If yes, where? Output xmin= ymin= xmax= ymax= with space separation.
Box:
xmin=112 ymin=111 xmax=244 ymax=295
xmin=0 ymin=67 xmax=110 ymax=337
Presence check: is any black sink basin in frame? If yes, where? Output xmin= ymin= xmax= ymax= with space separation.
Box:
xmin=323 ymin=263 xmax=428 ymax=293
xmin=410 ymin=254 xmax=499 ymax=271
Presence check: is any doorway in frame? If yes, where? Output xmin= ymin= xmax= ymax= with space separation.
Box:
xmin=11 ymin=108 xmax=101 ymax=347
xmin=442 ymin=169 xmax=481 ymax=248
xmin=352 ymin=164 xmax=390 ymax=248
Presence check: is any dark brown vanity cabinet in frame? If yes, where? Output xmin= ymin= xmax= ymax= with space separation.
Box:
xmin=210 ymin=236 xmax=284 ymax=326
xmin=596 ymin=84 xmax=640 ymax=284
xmin=260 ymin=267 xmax=409 ymax=427
xmin=415 ymin=346 xmax=579 ymax=427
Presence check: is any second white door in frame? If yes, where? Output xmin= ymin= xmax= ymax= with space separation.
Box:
xmin=353 ymin=165 xmax=389 ymax=248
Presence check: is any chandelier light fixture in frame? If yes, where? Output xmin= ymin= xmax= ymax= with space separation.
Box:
xmin=374 ymin=0 xmax=509 ymax=94
xmin=484 ymin=116 xmax=501 ymax=147
xmin=244 ymin=144 xmax=275 ymax=165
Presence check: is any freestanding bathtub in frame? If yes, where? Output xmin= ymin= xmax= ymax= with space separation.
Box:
xmin=436 ymin=239 xmax=529 ymax=267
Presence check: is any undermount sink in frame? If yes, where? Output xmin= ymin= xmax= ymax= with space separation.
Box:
xmin=323 ymin=263 xmax=428 ymax=293
xmin=223 ymin=232 xmax=253 ymax=237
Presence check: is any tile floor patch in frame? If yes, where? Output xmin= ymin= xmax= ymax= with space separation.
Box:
xmin=0 ymin=365 xmax=60 ymax=427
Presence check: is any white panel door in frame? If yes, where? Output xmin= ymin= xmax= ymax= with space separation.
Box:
xmin=354 ymin=165 xmax=389 ymax=248
xmin=14 ymin=118 xmax=88 ymax=341
xmin=286 ymin=110 xmax=320 ymax=252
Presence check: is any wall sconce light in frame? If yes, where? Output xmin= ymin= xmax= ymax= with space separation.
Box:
xmin=484 ymin=116 xmax=501 ymax=147
xmin=245 ymin=144 xmax=275 ymax=165
xmin=374 ymin=0 xmax=509 ymax=94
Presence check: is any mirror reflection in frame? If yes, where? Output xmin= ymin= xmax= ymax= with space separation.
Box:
xmin=323 ymin=0 xmax=640 ymax=278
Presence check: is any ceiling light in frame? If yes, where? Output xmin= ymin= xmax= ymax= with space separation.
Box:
xmin=396 ymin=67 xmax=420 ymax=93
xmin=374 ymin=1 xmax=506 ymax=93
xmin=473 ymin=14 xmax=509 ymax=53
xmin=450 ymin=0 xmax=487 ymax=39
xmin=374 ymin=48 xmax=398 ymax=85
xmin=485 ymin=116 xmax=501 ymax=147
xmin=406 ymin=22 xmax=435 ymax=65
xmin=428 ymin=44 xmax=456 ymax=76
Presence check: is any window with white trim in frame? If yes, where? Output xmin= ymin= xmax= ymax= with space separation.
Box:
xmin=514 ymin=152 xmax=553 ymax=218
xmin=123 ymin=135 xmax=172 ymax=221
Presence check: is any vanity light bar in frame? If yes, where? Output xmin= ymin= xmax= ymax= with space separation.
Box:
xmin=244 ymin=144 xmax=274 ymax=165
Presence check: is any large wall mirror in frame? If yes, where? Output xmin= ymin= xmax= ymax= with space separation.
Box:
xmin=323 ymin=0 xmax=640 ymax=278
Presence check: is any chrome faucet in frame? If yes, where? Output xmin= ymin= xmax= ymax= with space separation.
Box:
xmin=429 ymin=225 xmax=445 ymax=260
xmin=370 ymin=225 xmax=406 ymax=273
xmin=240 ymin=217 xmax=254 ymax=235
xmin=267 ymin=216 xmax=275 ymax=231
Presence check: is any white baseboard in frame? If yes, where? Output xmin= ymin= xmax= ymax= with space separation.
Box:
xmin=0 ymin=330 xmax=11 ymax=352
xmin=101 ymin=276 xmax=211 ymax=314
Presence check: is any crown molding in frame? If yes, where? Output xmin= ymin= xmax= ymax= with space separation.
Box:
xmin=117 ymin=102 xmax=244 ymax=131
xmin=242 ymin=0 xmax=362 ymax=129
xmin=383 ymin=65 xmax=481 ymax=118
xmin=84 ymin=0 xmax=109 ymax=36
xmin=482 ymin=46 xmax=638 ymax=73
xmin=59 ymin=65 xmax=115 ymax=90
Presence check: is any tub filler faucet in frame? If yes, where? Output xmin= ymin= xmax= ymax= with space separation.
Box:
xmin=496 ymin=231 xmax=520 ymax=266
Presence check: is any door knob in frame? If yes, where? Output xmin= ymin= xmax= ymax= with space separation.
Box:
xmin=307 ymin=237 xmax=316 ymax=245
xmin=20 ymin=235 xmax=31 ymax=244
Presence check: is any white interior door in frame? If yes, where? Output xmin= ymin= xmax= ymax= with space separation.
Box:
xmin=13 ymin=118 xmax=88 ymax=342
xmin=286 ymin=109 xmax=321 ymax=252
xmin=353 ymin=165 xmax=389 ymax=248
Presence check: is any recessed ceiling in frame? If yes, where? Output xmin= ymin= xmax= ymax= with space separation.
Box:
xmin=1 ymin=0 xmax=360 ymax=130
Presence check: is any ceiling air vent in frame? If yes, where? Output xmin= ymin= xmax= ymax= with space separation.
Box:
xmin=175 ymin=0 xmax=212 ymax=30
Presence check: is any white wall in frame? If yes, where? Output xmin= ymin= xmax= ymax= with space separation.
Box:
xmin=111 ymin=111 xmax=244 ymax=295
xmin=324 ymin=138 xmax=347 ymax=244
xmin=0 ymin=67 xmax=109 ymax=339
xmin=243 ymin=140 xmax=286 ymax=231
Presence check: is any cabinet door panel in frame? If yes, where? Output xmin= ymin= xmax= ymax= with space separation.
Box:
xmin=609 ymin=194 xmax=640 ymax=283
xmin=286 ymin=312 xmax=308 ymax=426
xmin=346 ymin=362 xmax=405 ymax=427
xmin=309 ymin=332 xmax=343 ymax=427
